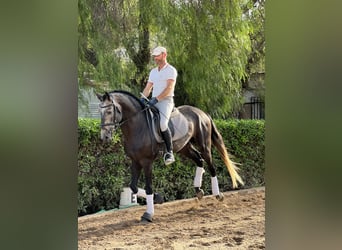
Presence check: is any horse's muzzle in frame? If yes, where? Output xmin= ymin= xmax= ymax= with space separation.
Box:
xmin=101 ymin=129 xmax=112 ymax=143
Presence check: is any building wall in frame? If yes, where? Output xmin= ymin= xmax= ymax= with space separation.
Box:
xmin=240 ymin=72 xmax=265 ymax=119
xmin=78 ymin=88 xmax=101 ymax=118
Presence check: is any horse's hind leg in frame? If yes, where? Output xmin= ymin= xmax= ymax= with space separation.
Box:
xmin=179 ymin=143 xmax=205 ymax=199
xmin=198 ymin=139 xmax=224 ymax=201
xmin=206 ymin=162 xmax=225 ymax=201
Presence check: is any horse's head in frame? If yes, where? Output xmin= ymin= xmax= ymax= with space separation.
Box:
xmin=96 ymin=92 xmax=122 ymax=143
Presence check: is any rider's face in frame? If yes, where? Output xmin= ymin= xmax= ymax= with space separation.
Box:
xmin=153 ymin=53 xmax=165 ymax=64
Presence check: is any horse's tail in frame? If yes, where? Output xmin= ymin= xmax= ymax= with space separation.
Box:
xmin=211 ymin=119 xmax=244 ymax=189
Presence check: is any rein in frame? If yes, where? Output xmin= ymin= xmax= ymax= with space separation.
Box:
xmin=99 ymin=93 xmax=155 ymax=154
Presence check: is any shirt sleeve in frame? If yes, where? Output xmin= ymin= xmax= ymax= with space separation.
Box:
xmin=147 ymin=69 xmax=155 ymax=84
xmin=166 ymin=66 xmax=177 ymax=81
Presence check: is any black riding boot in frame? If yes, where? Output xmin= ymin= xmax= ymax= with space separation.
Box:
xmin=161 ymin=129 xmax=175 ymax=165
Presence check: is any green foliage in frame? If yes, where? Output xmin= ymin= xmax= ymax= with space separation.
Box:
xmin=161 ymin=0 xmax=251 ymax=118
xmin=150 ymin=157 xmax=196 ymax=201
xmin=245 ymin=0 xmax=265 ymax=75
xmin=214 ymin=119 xmax=265 ymax=187
xmin=78 ymin=0 xmax=265 ymax=117
xmin=78 ymin=118 xmax=265 ymax=216
xmin=78 ymin=118 xmax=129 ymax=215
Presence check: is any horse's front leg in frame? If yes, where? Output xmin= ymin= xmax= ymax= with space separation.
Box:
xmin=140 ymin=163 xmax=154 ymax=223
xmin=129 ymin=161 xmax=141 ymax=195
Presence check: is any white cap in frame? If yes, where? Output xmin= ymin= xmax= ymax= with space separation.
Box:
xmin=151 ymin=46 xmax=167 ymax=56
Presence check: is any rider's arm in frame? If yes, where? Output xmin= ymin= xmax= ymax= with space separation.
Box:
xmin=142 ymin=82 xmax=153 ymax=98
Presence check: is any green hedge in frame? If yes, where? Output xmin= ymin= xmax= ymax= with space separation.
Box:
xmin=78 ymin=118 xmax=265 ymax=216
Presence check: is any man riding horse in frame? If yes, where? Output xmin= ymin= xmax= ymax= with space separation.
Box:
xmin=141 ymin=46 xmax=177 ymax=166
xmin=97 ymin=47 xmax=244 ymax=223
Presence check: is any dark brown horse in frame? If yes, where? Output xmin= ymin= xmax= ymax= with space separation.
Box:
xmin=96 ymin=90 xmax=244 ymax=222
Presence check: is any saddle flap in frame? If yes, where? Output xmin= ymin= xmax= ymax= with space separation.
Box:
xmin=147 ymin=107 xmax=189 ymax=143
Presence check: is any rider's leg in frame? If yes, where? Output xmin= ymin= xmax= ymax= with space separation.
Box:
xmin=155 ymin=97 xmax=175 ymax=165
xmin=161 ymin=128 xmax=175 ymax=165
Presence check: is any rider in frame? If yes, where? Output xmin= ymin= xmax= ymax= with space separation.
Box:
xmin=141 ymin=46 xmax=177 ymax=165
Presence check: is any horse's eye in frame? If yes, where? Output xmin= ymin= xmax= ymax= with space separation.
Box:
xmin=106 ymin=111 xmax=112 ymax=115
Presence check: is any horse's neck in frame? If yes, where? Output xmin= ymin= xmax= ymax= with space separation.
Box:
xmin=117 ymin=95 xmax=148 ymax=135
xmin=117 ymin=95 xmax=140 ymax=119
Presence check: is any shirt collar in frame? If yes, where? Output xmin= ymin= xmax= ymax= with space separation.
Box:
xmin=158 ymin=63 xmax=168 ymax=71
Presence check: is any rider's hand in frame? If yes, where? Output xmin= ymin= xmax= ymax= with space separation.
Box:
xmin=148 ymin=97 xmax=158 ymax=106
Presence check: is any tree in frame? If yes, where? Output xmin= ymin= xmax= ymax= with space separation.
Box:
xmin=157 ymin=0 xmax=252 ymax=117
xmin=78 ymin=0 xmax=264 ymax=118
xmin=242 ymin=0 xmax=265 ymax=90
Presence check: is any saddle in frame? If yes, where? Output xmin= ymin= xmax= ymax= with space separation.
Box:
xmin=146 ymin=106 xmax=189 ymax=143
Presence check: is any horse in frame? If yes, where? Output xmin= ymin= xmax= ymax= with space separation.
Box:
xmin=96 ymin=90 xmax=244 ymax=223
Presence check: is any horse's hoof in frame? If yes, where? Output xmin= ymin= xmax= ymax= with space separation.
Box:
xmin=196 ymin=189 xmax=204 ymax=200
xmin=216 ymin=192 xmax=224 ymax=202
xmin=154 ymin=193 xmax=164 ymax=204
xmin=141 ymin=212 xmax=153 ymax=223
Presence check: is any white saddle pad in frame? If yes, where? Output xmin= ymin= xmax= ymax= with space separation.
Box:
xmin=149 ymin=108 xmax=189 ymax=143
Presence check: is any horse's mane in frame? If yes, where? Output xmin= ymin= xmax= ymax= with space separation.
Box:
xmin=109 ymin=90 xmax=145 ymax=109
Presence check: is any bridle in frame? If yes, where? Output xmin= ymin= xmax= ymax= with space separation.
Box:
xmin=99 ymin=100 xmax=149 ymax=133
xmin=98 ymin=94 xmax=154 ymax=152
xmin=99 ymin=101 xmax=122 ymax=132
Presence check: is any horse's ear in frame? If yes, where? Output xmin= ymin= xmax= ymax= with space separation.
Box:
xmin=104 ymin=92 xmax=112 ymax=101
xmin=96 ymin=93 xmax=103 ymax=102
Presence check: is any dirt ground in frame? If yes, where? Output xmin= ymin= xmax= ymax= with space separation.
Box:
xmin=78 ymin=187 xmax=265 ymax=250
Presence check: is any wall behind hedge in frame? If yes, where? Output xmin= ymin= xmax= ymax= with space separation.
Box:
xmin=78 ymin=118 xmax=265 ymax=216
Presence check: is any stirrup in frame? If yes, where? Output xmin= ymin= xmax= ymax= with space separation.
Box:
xmin=164 ymin=152 xmax=175 ymax=166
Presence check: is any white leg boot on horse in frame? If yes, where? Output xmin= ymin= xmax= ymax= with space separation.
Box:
xmin=137 ymin=188 xmax=147 ymax=198
xmin=137 ymin=188 xmax=164 ymax=204
xmin=211 ymin=176 xmax=224 ymax=201
xmin=137 ymin=188 xmax=164 ymax=223
xmin=141 ymin=194 xmax=154 ymax=223
xmin=194 ymin=167 xmax=205 ymax=199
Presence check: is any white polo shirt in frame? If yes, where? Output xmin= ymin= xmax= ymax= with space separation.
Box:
xmin=148 ymin=63 xmax=177 ymax=97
